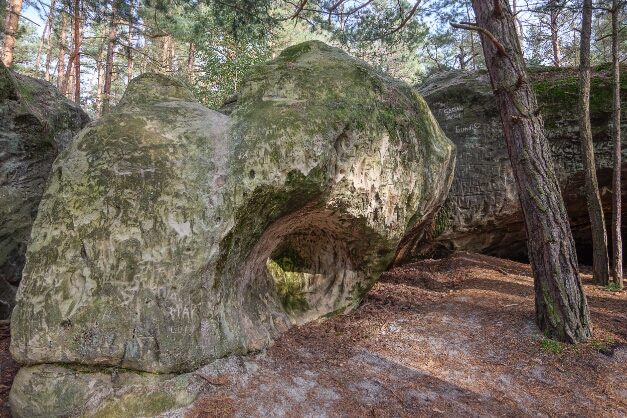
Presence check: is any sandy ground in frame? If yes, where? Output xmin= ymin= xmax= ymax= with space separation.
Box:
xmin=2 ymin=252 xmax=627 ymax=417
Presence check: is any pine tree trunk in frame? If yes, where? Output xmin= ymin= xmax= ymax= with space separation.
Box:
xmin=466 ymin=4 xmax=477 ymax=69
xmin=469 ymin=0 xmax=592 ymax=343
xmin=187 ymin=42 xmax=195 ymax=84
xmin=103 ymin=1 xmax=117 ymax=114
xmin=61 ymin=0 xmax=81 ymax=101
xmin=73 ymin=0 xmax=81 ymax=104
xmin=162 ymin=35 xmax=173 ymax=73
xmin=511 ymin=0 xmax=523 ymax=52
xmin=126 ymin=0 xmax=133 ymax=83
xmin=57 ymin=2 xmax=68 ymax=91
xmin=549 ymin=4 xmax=561 ymax=67
xmin=34 ymin=12 xmax=50 ymax=78
xmin=44 ymin=0 xmax=56 ymax=81
xmin=611 ymin=0 xmax=623 ymax=287
xmin=579 ymin=0 xmax=610 ymax=286
xmin=95 ymin=15 xmax=108 ymax=117
xmin=2 ymin=0 xmax=23 ymax=67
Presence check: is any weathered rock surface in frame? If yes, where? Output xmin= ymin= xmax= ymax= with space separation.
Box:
xmin=0 ymin=62 xmax=90 ymax=319
xmin=410 ymin=66 xmax=627 ymax=263
xmin=10 ymin=41 xmax=455 ymax=416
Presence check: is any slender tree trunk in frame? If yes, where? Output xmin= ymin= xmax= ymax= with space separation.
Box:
xmin=35 ymin=10 xmax=51 ymax=78
xmin=61 ymin=0 xmax=81 ymax=101
xmin=67 ymin=71 xmax=75 ymax=101
xmin=126 ymin=0 xmax=133 ymax=83
xmin=87 ymin=62 xmax=97 ymax=90
xmin=162 ymin=35 xmax=173 ymax=73
xmin=103 ymin=1 xmax=117 ymax=114
xmin=549 ymin=2 xmax=561 ymax=67
xmin=467 ymin=4 xmax=477 ymax=69
xmin=57 ymin=2 xmax=68 ymax=91
xmin=187 ymin=42 xmax=195 ymax=84
xmin=511 ymin=0 xmax=524 ymax=52
xmin=95 ymin=20 xmax=107 ymax=117
xmin=2 ymin=0 xmax=23 ymax=67
xmin=44 ymin=0 xmax=56 ymax=81
xmin=96 ymin=58 xmax=104 ymax=117
xmin=73 ymin=0 xmax=81 ymax=104
xmin=611 ymin=0 xmax=623 ymax=287
xmin=169 ymin=36 xmax=175 ymax=71
xmin=579 ymin=0 xmax=610 ymax=286
xmin=465 ymin=0 xmax=592 ymax=343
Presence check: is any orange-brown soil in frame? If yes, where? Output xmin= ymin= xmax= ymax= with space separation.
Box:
xmin=3 ymin=252 xmax=627 ymax=417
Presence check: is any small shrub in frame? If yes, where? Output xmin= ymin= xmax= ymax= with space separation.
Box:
xmin=604 ymin=283 xmax=624 ymax=292
xmin=590 ymin=336 xmax=615 ymax=354
xmin=540 ymin=337 xmax=564 ymax=354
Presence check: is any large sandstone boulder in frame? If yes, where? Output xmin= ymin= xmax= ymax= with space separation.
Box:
xmin=0 ymin=62 xmax=90 ymax=319
xmin=410 ymin=66 xmax=627 ymax=263
xmin=10 ymin=41 xmax=455 ymax=416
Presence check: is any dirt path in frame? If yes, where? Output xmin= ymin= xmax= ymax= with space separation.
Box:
xmin=3 ymin=252 xmax=627 ymax=417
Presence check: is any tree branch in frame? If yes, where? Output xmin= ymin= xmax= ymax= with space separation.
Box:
xmin=289 ymin=0 xmax=309 ymax=19
xmin=9 ymin=11 xmax=41 ymax=26
xmin=387 ymin=0 xmax=422 ymax=36
xmin=451 ymin=22 xmax=507 ymax=57
xmin=326 ymin=0 xmax=345 ymax=13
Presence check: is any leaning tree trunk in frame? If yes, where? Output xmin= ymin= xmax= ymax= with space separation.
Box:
xmin=126 ymin=0 xmax=133 ymax=83
xmin=465 ymin=0 xmax=592 ymax=343
xmin=102 ymin=1 xmax=117 ymax=114
xmin=549 ymin=2 xmax=561 ymax=67
xmin=73 ymin=0 xmax=82 ymax=104
xmin=44 ymin=0 xmax=56 ymax=81
xmin=57 ymin=2 xmax=68 ymax=91
xmin=34 ymin=7 xmax=51 ymax=78
xmin=2 ymin=0 xmax=23 ymax=67
xmin=61 ymin=0 xmax=82 ymax=102
xmin=187 ymin=42 xmax=195 ymax=84
xmin=579 ymin=0 xmax=610 ymax=286
xmin=611 ymin=0 xmax=623 ymax=287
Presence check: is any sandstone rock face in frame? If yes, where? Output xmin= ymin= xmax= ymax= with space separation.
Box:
xmin=10 ymin=42 xmax=455 ymax=416
xmin=411 ymin=67 xmax=627 ymax=263
xmin=0 ymin=63 xmax=90 ymax=319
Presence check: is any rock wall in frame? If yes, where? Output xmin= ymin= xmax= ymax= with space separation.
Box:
xmin=0 ymin=62 xmax=90 ymax=319
xmin=9 ymin=42 xmax=455 ymax=417
xmin=411 ymin=66 xmax=627 ymax=264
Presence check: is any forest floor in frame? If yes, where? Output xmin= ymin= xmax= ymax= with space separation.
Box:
xmin=2 ymin=252 xmax=627 ymax=417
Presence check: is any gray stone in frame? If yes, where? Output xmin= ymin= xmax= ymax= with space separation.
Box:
xmin=10 ymin=42 xmax=455 ymax=416
xmin=9 ymin=363 xmax=202 ymax=418
xmin=409 ymin=67 xmax=627 ymax=263
xmin=0 ymin=62 xmax=90 ymax=319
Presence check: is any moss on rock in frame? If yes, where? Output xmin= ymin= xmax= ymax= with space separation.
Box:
xmin=0 ymin=61 xmax=90 ymax=319
xmin=10 ymin=41 xmax=455 ymax=416
xmin=413 ymin=65 xmax=627 ymax=263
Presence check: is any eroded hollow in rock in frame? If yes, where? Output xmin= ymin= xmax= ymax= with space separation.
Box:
xmin=243 ymin=208 xmax=383 ymax=326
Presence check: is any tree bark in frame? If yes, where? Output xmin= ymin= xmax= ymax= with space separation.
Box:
xmin=103 ymin=1 xmax=117 ymax=114
xmin=469 ymin=0 xmax=592 ymax=343
xmin=2 ymin=0 xmax=23 ymax=67
xmin=127 ymin=0 xmax=133 ymax=83
xmin=57 ymin=2 xmax=68 ymax=91
xmin=44 ymin=0 xmax=56 ymax=81
xmin=511 ymin=0 xmax=524 ymax=53
xmin=61 ymin=0 xmax=82 ymax=102
xmin=95 ymin=20 xmax=107 ymax=118
xmin=162 ymin=34 xmax=173 ymax=73
xmin=34 ymin=6 xmax=52 ymax=78
xmin=466 ymin=4 xmax=477 ymax=70
xmin=549 ymin=1 xmax=561 ymax=67
xmin=187 ymin=42 xmax=195 ymax=84
xmin=611 ymin=0 xmax=623 ymax=287
xmin=579 ymin=0 xmax=610 ymax=286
